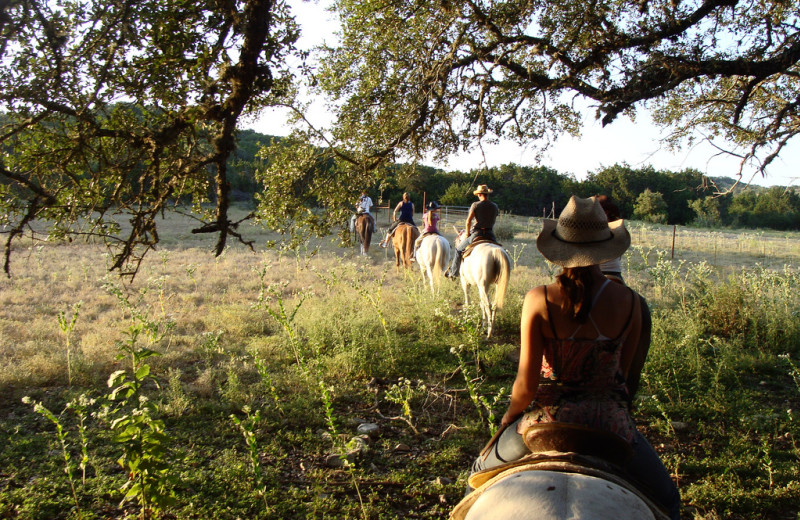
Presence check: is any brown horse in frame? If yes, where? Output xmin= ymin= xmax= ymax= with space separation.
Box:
xmin=355 ymin=213 xmax=374 ymax=255
xmin=392 ymin=223 xmax=420 ymax=269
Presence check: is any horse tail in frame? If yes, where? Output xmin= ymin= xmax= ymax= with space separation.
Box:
xmin=493 ymin=248 xmax=512 ymax=310
xmin=432 ymin=237 xmax=448 ymax=286
xmin=405 ymin=227 xmax=416 ymax=266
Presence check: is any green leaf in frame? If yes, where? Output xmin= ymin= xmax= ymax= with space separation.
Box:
xmin=135 ymin=364 xmax=151 ymax=380
xmin=107 ymin=370 xmax=127 ymax=387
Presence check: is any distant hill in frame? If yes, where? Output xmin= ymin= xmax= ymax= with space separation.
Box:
xmin=707 ymin=176 xmax=782 ymax=192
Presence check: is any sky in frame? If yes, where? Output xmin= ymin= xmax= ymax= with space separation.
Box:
xmin=247 ymin=0 xmax=799 ymax=189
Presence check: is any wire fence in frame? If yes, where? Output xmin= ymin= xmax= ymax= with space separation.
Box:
xmin=368 ymin=204 xmax=470 ymax=229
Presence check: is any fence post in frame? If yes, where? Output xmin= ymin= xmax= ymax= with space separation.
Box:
xmin=671 ymin=225 xmax=676 ymax=259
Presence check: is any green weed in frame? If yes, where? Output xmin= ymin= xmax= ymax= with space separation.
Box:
xmin=57 ymin=301 xmax=82 ymax=386
xmin=106 ymin=323 xmax=176 ymax=519
xmin=22 ymin=397 xmax=84 ymax=519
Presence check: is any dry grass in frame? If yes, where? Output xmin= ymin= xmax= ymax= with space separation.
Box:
xmin=2 ymin=209 xmax=798 ymax=395
xmin=1 ymin=207 xmax=799 ymax=519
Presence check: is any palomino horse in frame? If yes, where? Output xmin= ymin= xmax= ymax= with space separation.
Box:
xmin=451 ymin=424 xmax=669 ymax=520
xmin=454 ymin=230 xmax=511 ymax=338
xmin=392 ymin=223 xmax=420 ymax=270
xmin=415 ymin=233 xmax=450 ymax=293
xmin=354 ymin=213 xmax=373 ymax=255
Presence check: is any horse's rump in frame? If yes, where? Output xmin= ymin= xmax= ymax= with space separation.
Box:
xmin=455 ymin=451 xmax=667 ymax=520
xmin=393 ymin=223 xmax=420 ymax=268
xmin=417 ymin=233 xmax=450 ymax=291
xmin=465 ymin=243 xmax=510 ymax=310
xmin=453 ymin=463 xmax=665 ymax=520
xmin=355 ymin=213 xmax=373 ymax=253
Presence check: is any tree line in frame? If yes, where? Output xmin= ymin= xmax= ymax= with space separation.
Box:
xmin=3 ymin=0 xmax=799 ymax=276
xmin=231 ymin=132 xmax=800 ymax=231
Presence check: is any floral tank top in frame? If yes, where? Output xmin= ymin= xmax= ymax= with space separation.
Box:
xmin=516 ymin=280 xmax=637 ymax=443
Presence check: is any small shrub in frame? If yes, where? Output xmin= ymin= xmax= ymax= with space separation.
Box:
xmin=493 ymin=217 xmax=515 ymax=241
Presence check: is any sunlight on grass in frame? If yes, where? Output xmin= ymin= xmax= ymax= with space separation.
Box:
xmin=1 ymin=209 xmax=799 ymax=519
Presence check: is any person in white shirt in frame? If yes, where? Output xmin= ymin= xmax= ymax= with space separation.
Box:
xmin=351 ymin=191 xmax=376 ymax=233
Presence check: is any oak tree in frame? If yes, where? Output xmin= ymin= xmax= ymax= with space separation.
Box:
xmin=312 ymin=0 xmax=800 ymax=185
xmin=0 ymin=0 xmax=299 ymax=277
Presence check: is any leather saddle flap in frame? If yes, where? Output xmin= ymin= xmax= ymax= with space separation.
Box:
xmin=522 ymin=423 xmax=633 ymax=466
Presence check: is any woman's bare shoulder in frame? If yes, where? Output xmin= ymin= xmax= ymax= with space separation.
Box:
xmin=605 ymin=279 xmax=641 ymax=301
xmin=523 ymin=285 xmax=552 ymax=312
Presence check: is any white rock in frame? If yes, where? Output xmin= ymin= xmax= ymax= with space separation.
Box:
xmin=357 ymin=422 xmax=380 ymax=435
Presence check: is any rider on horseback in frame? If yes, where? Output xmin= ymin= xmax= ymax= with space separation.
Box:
xmin=445 ymin=184 xmax=499 ymax=278
xmin=351 ymin=190 xmax=377 ymax=233
xmin=411 ymin=200 xmax=442 ymax=260
xmin=466 ymin=196 xmax=680 ymax=520
xmin=379 ymin=192 xmax=415 ymax=248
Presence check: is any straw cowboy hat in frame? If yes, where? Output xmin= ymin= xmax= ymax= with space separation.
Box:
xmin=537 ymin=195 xmax=631 ymax=268
xmin=473 ymin=185 xmax=493 ymax=195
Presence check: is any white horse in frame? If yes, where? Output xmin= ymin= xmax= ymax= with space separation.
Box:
xmin=415 ymin=233 xmax=451 ymax=293
xmin=453 ymin=469 xmax=664 ymax=520
xmin=451 ymin=424 xmax=669 ymax=520
xmin=455 ymin=230 xmax=512 ymax=338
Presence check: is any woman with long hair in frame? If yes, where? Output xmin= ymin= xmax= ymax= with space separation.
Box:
xmin=470 ymin=196 xmax=680 ymax=520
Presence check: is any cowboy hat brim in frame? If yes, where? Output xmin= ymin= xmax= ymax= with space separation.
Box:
xmin=537 ymin=218 xmax=630 ymax=268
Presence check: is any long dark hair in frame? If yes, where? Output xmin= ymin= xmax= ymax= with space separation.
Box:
xmin=595 ymin=194 xmax=621 ymax=222
xmin=556 ymin=266 xmax=595 ymax=323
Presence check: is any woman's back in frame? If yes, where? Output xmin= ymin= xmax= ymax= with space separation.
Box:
xmin=543 ymin=278 xmax=637 ymax=342
xmin=398 ymin=201 xmax=414 ymax=222
xmin=423 ymin=210 xmax=439 ymax=232
xmin=517 ymin=276 xmax=641 ymax=442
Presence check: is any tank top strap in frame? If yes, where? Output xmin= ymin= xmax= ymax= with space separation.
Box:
xmin=584 ymin=279 xmax=613 ymax=339
xmin=592 ymin=278 xmax=611 ymax=306
xmin=567 ymin=278 xmax=612 ymax=340
xmin=543 ymin=285 xmax=560 ymax=339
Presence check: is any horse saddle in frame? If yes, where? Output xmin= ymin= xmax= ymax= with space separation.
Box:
xmin=469 ymin=423 xmax=633 ymax=491
xmin=419 ymin=231 xmax=441 ymax=240
xmin=522 ymin=422 xmax=633 ymax=466
xmin=462 ymin=237 xmax=502 ymax=259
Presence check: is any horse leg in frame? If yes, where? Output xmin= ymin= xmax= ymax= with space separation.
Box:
xmin=487 ymin=302 xmax=496 ymax=338
xmin=478 ymin=283 xmax=492 ymax=337
xmin=417 ymin=250 xmax=431 ymax=292
xmin=426 ymin=264 xmax=435 ymax=294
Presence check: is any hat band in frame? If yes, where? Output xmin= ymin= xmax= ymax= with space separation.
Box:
xmin=551 ymin=228 xmax=614 ymax=245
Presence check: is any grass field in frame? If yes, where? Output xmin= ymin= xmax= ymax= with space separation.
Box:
xmin=1 ymin=208 xmax=799 ymax=519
